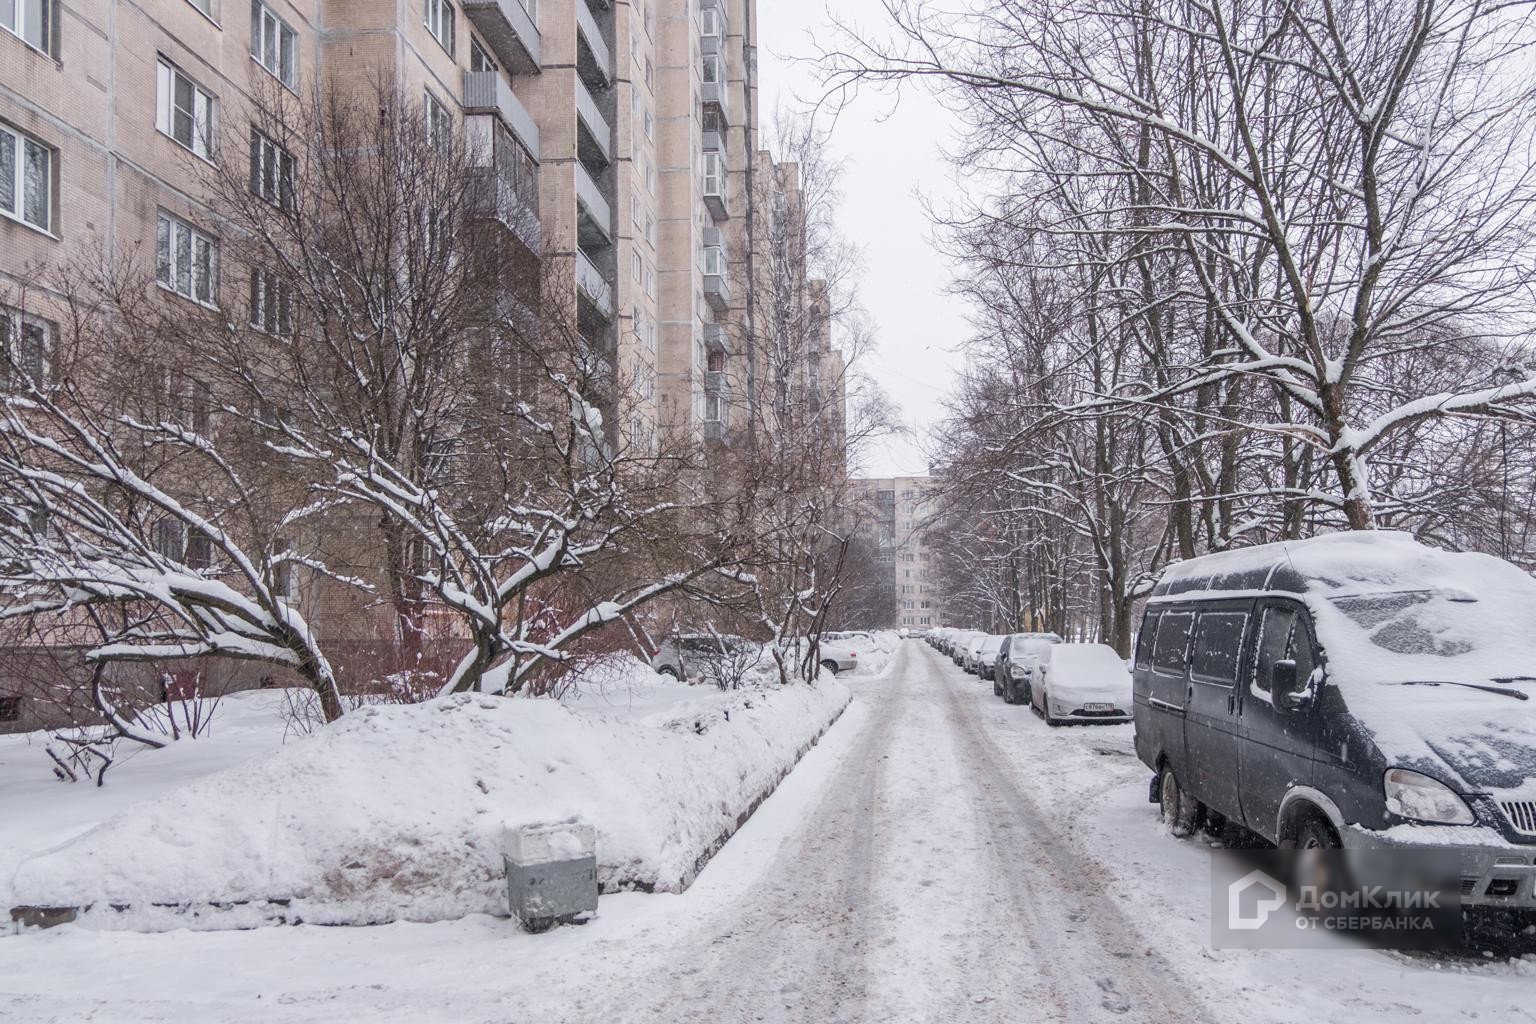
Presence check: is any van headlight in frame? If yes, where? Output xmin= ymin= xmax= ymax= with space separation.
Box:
xmin=1383 ymin=768 xmax=1475 ymax=825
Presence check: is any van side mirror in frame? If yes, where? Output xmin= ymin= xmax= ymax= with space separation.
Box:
xmin=1273 ymin=659 xmax=1312 ymax=710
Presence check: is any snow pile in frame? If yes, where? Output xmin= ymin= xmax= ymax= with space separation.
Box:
xmin=6 ymin=679 xmax=849 ymax=930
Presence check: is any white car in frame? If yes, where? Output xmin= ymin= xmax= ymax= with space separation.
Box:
xmin=1030 ymin=643 xmax=1133 ymax=725
xmin=816 ymin=636 xmax=860 ymax=674
xmin=962 ymin=634 xmax=992 ymax=675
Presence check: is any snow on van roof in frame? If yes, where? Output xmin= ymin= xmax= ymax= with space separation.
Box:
xmin=1155 ymin=531 xmax=1536 ymax=775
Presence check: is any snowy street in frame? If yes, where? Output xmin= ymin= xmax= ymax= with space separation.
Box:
xmin=2 ymin=641 xmax=1533 ymax=1022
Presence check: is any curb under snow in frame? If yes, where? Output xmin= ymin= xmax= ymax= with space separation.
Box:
xmin=7 ymin=680 xmax=851 ymax=933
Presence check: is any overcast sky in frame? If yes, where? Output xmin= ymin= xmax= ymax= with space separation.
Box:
xmin=756 ymin=0 xmax=968 ymax=480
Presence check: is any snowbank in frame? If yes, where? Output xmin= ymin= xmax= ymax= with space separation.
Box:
xmin=6 ymin=679 xmax=849 ymax=931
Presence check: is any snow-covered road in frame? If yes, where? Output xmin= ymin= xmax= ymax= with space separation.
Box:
xmin=2 ymin=641 xmax=1532 ymax=1022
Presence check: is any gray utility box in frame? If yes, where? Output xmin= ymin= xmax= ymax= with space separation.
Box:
xmin=504 ymin=821 xmax=598 ymax=933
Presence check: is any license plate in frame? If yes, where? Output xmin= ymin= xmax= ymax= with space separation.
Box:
xmin=1083 ymin=703 xmax=1116 ymax=712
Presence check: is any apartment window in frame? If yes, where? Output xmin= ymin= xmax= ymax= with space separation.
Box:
xmin=632 ymin=251 xmax=643 ymax=284
xmin=424 ymin=0 xmax=454 ymax=56
xmin=156 ymin=59 xmax=216 ymax=159
xmin=703 ymin=108 xmax=723 ymax=134
xmin=425 ymin=91 xmax=452 ymax=152
xmin=251 ymin=2 xmax=298 ymax=89
xmin=643 ymin=108 xmax=654 ymax=142
xmin=1 ymin=0 xmax=52 ymax=55
xmin=152 ymin=518 xmax=187 ymax=560
xmin=248 ymin=268 xmax=293 ymax=336
xmin=704 ymin=393 xmax=723 ymax=423
xmin=470 ymin=37 xmax=496 ymax=73
xmin=186 ymin=532 xmax=214 ymax=570
xmin=0 ymin=305 xmax=51 ymax=387
xmin=645 ymin=266 xmax=656 ymax=300
xmin=702 ymin=54 xmax=722 ymax=84
xmin=700 ymin=6 xmax=720 ymax=38
xmin=703 ymin=244 xmax=725 ymax=277
xmin=248 ymin=127 xmax=294 ymax=208
xmin=156 ymin=212 xmax=219 ymax=305
xmin=186 ymin=0 xmax=213 ymax=17
xmin=273 ymin=540 xmax=299 ymax=599
xmin=0 ymin=123 xmax=50 ymax=232
xmin=493 ymin=123 xmax=536 ymax=208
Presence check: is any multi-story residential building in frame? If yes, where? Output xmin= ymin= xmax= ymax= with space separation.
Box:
xmin=850 ymin=475 xmax=944 ymax=630
xmin=0 ymin=0 xmax=763 ymax=442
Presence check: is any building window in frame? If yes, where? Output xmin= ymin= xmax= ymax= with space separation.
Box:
xmin=0 ymin=305 xmax=51 ymax=387
xmin=152 ymin=518 xmax=187 ymax=560
xmin=425 ymin=91 xmax=452 ymax=152
xmin=0 ymin=123 xmax=50 ymax=232
xmin=470 ymin=36 xmax=496 ymax=73
xmin=156 ymin=212 xmax=219 ymax=305
xmin=249 ymin=127 xmax=294 ymax=208
xmin=249 ymin=268 xmax=293 ymax=336
xmin=1 ymin=0 xmax=51 ymax=54
xmin=424 ymin=0 xmax=454 ymax=56
xmin=251 ymin=2 xmax=298 ymax=89
xmin=156 ymin=59 xmax=216 ymax=159
xmin=0 ymin=694 xmax=19 ymax=722
xmin=704 ymin=393 xmax=723 ymax=423
xmin=273 ymin=539 xmax=299 ymax=599
xmin=700 ymin=6 xmax=720 ymax=38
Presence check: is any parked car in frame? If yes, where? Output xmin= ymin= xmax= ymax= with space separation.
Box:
xmin=815 ymin=636 xmax=860 ymax=675
xmin=1030 ymin=643 xmax=1132 ymax=725
xmin=962 ymin=634 xmax=992 ymax=674
xmin=1133 ymin=531 xmax=1536 ymax=916
xmin=951 ymin=630 xmax=981 ymax=665
xmin=652 ymin=634 xmax=759 ymax=684
xmin=995 ymin=633 xmax=1063 ymax=703
xmin=975 ymin=634 xmax=1008 ymax=681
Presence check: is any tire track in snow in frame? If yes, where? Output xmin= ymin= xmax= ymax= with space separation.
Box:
xmin=927 ymin=643 xmax=1217 ymax=1024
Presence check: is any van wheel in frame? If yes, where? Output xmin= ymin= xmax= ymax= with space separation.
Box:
xmin=1297 ymin=816 xmax=1341 ymax=851
xmin=1159 ymin=767 xmax=1201 ymax=838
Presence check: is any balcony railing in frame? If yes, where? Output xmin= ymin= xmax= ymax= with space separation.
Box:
xmin=576 ymin=250 xmax=614 ymax=319
xmin=575 ymin=162 xmax=612 ymax=246
xmin=576 ymin=78 xmax=612 ymax=165
xmin=575 ymin=0 xmax=613 ymax=87
xmin=703 ymin=245 xmax=730 ymax=312
xmin=462 ymin=0 xmax=541 ymax=75
xmin=463 ymin=71 xmax=541 ymax=160
xmin=466 ymin=172 xmax=541 ymax=251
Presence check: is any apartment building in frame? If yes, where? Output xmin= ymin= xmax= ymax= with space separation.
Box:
xmin=851 ymin=475 xmax=944 ymax=630
xmin=0 ymin=0 xmax=764 ymax=437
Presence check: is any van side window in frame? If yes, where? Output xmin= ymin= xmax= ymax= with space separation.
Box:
xmin=1190 ymin=612 xmax=1248 ymax=685
xmin=1134 ymin=613 xmax=1160 ymax=670
xmin=1254 ymin=605 xmax=1317 ymax=694
xmin=1152 ymin=612 xmax=1193 ymax=675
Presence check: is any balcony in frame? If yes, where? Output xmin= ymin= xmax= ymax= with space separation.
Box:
xmin=466 ymin=172 xmax=541 ymax=252
xmin=575 ymin=0 xmax=612 ymax=88
xmin=703 ymin=228 xmax=730 ymax=313
xmin=463 ymin=71 xmax=540 ymax=159
xmin=703 ymin=127 xmax=723 ymax=153
xmin=700 ymin=0 xmax=726 ymax=54
xmin=702 ymin=79 xmax=729 ymax=124
xmin=575 ymin=163 xmax=612 ymax=248
xmin=576 ymin=250 xmax=614 ymax=320
xmin=462 ymin=0 xmax=541 ymax=75
xmin=703 ymin=151 xmax=728 ymax=221
xmin=703 ymin=321 xmax=729 ymax=356
xmin=576 ymin=79 xmax=612 ymax=166
xmin=704 ymin=370 xmax=729 ymax=394
xmin=703 ymin=420 xmax=728 ymax=444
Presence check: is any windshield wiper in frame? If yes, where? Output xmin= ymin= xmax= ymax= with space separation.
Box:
xmin=1401 ymin=680 xmax=1530 ymax=701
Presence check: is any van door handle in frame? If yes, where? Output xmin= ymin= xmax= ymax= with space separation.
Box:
xmin=1227 ymin=693 xmax=1237 ymax=715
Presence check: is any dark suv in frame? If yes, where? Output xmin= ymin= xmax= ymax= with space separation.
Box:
xmin=994 ymin=632 xmax=1063 ymax=704
xmin=1133 ymin=531 xmax=1536 ymax=914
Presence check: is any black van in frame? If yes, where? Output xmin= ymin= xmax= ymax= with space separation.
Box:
xmin=1133 ymin=532 xmax=1536 ymax=912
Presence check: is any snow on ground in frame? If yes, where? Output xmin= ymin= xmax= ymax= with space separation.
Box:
xmin=2 ymin=656 xmax=848 ymax=929
xmin=3 ymin=641 xmax=1529 ymax=1023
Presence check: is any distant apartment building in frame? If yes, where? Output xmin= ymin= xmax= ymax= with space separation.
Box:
xmin=851 ymin=475 xmax=943 ymax=630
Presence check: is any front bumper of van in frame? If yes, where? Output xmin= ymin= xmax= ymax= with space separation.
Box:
xmin=1344 ymin=824 xmax=1536 ymax=910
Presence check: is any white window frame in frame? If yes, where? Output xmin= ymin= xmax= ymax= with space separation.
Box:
xmin=251 ymin=1 xmax=299 ymax=90
xmin=703 ymin=151 xmax=725 ymax=199
xmin=700 ymin=6 xmax=720 ymax=39
xmin=424 ymin=0 xmax=455 ymax=56
xmin=249 ymin=267 xmax=293 ymax=336
xmin=156 ymin=58 xmax=216 ymax=160
xmin=424 ymin=90 xmax=453 ymax=152
xmin=1 ymin=0 xmax=53 ymax=54
xmin=248 ymin=126 xmax=294 ymax=208
xmin=156 ymin=211 xmax=220 ymax=307
xmin=703 ymin=244 xmax=725 ymax=278
xmin=0 ymin=122 xmax=52 ymax=233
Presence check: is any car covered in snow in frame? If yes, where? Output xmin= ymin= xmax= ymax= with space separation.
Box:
xmin=1029 ymin=643 xmax=1132 ymax=725
xmin=961 ymin=633 xmax=994 ymax=675
xmin=995 ymin=632 xmax=1063 ymax=704
xmin=974 ymin=634 xmax=1008 ymax=681
xmin=813 ymin=636 xmax=861 ymax=675
xmin=1134 ymin=531 xmax=1536 ymax=913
